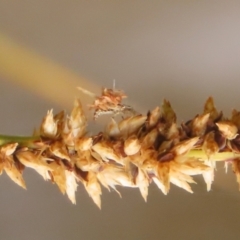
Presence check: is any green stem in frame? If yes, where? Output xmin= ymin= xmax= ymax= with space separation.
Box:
xmin=0 ymin=135 xmax=41 ymax=147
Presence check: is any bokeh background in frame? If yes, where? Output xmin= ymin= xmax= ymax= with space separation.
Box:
xmin=1 ymin=1 xmax=240 ymax=239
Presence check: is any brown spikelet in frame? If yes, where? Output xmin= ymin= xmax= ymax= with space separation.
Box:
xmin=83 ymin=171 xmax=102 ymax=209
xmin=40 ymin=109 xmax=58 ymax=138
xmin=124 ymin=136 xmax=141 ymax=156
xmin=216 ymin=121 xmax=238 ymax=140
xmin=162 ymin=99 xmax=176 ymax=124
xmin=136 ymin=168 xmax=149 ymax=201
xmin=147 ymin=106 xmax=161 ymax=129
xmin=202 ymin=132 xmax=219 ymax=159
xmin=191 ymin=113 xmax=210 ymax=137
xmin=204 ymin=97 xmax=219 ymax=121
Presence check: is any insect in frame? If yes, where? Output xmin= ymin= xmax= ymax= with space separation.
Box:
xmin=78 ymin=81 xmax=136 ymax=119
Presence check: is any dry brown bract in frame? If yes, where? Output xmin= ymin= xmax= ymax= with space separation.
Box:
xmin=1 ymin=88 xmax=240 ymax=208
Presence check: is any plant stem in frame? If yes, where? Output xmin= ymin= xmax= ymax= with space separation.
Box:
xmin=0 ymin=135 xmax=41 ymax=147
xmin=186 ymin=149 xmax=240 ymax=161
xmin=0 ymin=134 xmax=239 ymax=161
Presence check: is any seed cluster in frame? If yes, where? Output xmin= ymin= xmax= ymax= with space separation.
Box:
xmin=0 ymin=87 xmax=240 ymax=208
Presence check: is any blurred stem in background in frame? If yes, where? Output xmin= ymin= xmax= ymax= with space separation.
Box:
xmin=0 ymin=32 xmax=99 ymax=109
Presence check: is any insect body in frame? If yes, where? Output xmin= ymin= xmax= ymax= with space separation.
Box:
xmin=78 ymin=86 xmax=136 ymax=119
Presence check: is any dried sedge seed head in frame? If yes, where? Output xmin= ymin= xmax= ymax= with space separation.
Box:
xmin=97 ymin=165 xmax=135 ymax=192
xmin=92 ymin=141 xmax=122 ymax=164
xmin=4 ymin=86 xmax=240 ymax=208
xmin=191 ymin=113 xmax=210 ymax=137
xmin=162 ymin=99 xmax=176 ymax=124
xmin=50 ymin=161 xmax=66 ymax=194
xmin=169 ymin=167 xmax=195 ymax=193
xmin=16 ymin=151 xmax=53 ymax=172
xmin=158 ymin=140 xmax=173 ymax=154
xmin=75 ymin=137 xmax=93 ymax=152
xmin=75 ymin=153 xmax=101 ymax=172
xmin=124 ymin=136 xmax=141 ymax=156
xmin=216 ymin=121 xmax=238 ymax=140
xmin=202 ymin=160 xmax=215 ymax=191
xmin=50 ymin=141 xmax=70 ymax=161
xmin=170 ymin=159 xmax=211 ymax=176
xmin=157 ymin=162 xmax=170 ymax=194
xmin=166 ymin=123 xmax=179 ymax=141
xmin=142 ymin=157 xmax=158 ymax=173
xmin=0 ymin=142 xmax=18 ymax=156
xmin=4 ymin=159 xmax=27 ymax=189
xmin=171 ymin=137 xmax=199 ymax=156
xmin=68 ymin=99 xmax=87 ymax=138
xmin=118 ymin=115 xmax=147 ymax=138
xmin=147 ymin=106 xmax=161 ymax=129
xmin=136 ymin=168 xmax=149 ymax=202
xmin=54 ymin=110 xmax=65 ymax=137
xmin=141 ymin=128 xmax=159 ymax=149
xmin=65 ymin=170 xmax=78 ymax=204
xmin=83 ymin=171 xmax=102 ymax=209
xmin=204 ymin=97 xmax=219 ymax=121
xmin=40 ymin=109 xmax=58 ymax=138
xmin=0 ymin=143 xmax=26 ymax=189
xmin=202 ymin=131 xmax=219 ymax=159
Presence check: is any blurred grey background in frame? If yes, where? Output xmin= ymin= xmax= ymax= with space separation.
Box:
xmin=1 ymin=1 xmax=240 ymax=240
